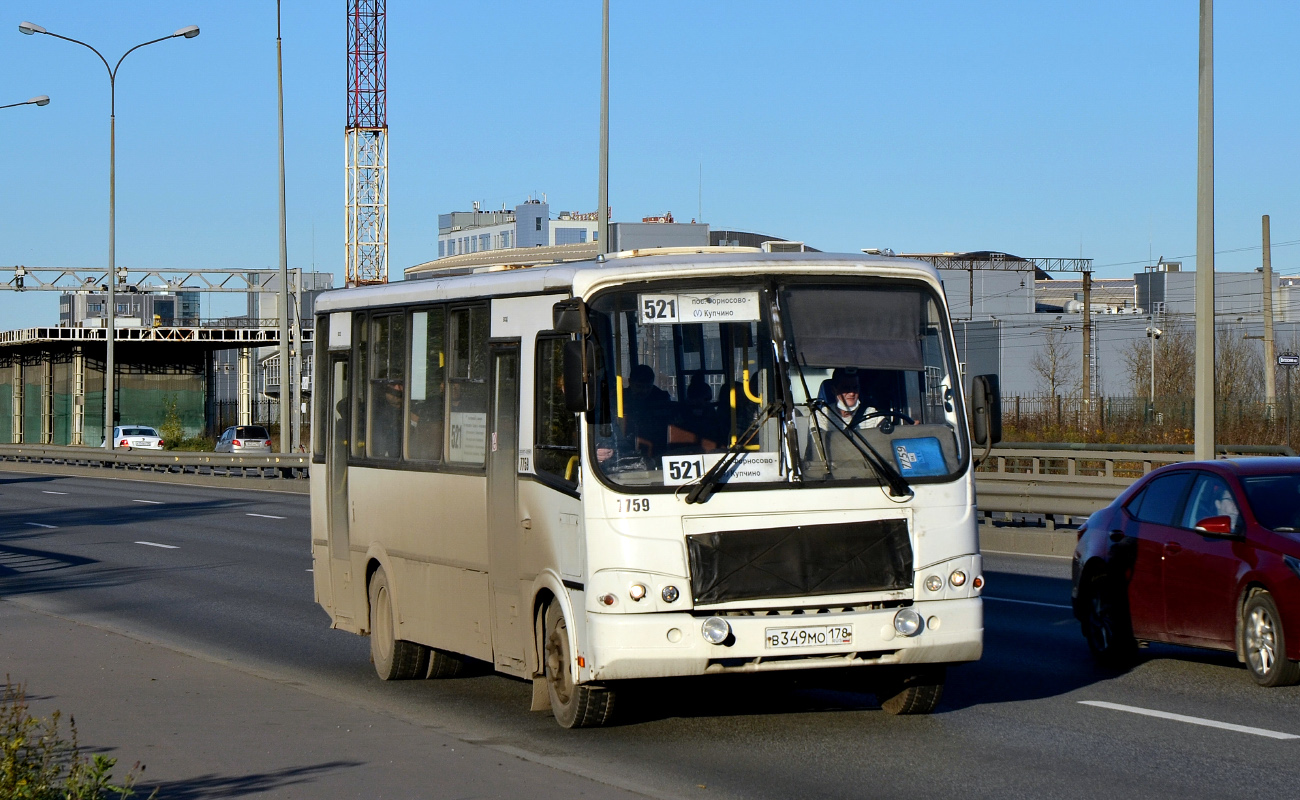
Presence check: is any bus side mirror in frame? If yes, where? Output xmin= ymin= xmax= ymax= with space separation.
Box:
xmin=553 ymin=299 xmax=587 ymax=334
xmin=563 ymin=339 xmax=593 ymax=413
xmin=971 ymin=374 xmax=1002 ymax=447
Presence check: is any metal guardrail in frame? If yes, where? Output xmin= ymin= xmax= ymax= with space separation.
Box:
xmin=975 ymin=444 xmax=1297 ymax=519
xmin=0 ymin=444 xmax=309 ymax=480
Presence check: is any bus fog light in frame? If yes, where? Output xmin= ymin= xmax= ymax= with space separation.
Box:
xmin=661 ymin=585 xmax=680 ymax=603
xmin=599 ymin=593 xmax=618 ymax=607
xmin=893 ymin=608 xmax=923 ymax=637
xmin=949 ymin=570 xmax=967 ymax=588
xmin=629 ymin=583 xmax=647 ymax=601
xmin=701 ymin=616 xmax=731 ymax=645
xmin=924 ymin=574 xmax=943 ymax=592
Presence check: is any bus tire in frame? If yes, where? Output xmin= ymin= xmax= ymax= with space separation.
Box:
xmin=368 ymin=566 xmax=429 ymax=680
xmin=426 ymin=649 xmax=468 ymax=679
xmin=878 ymin=665 xmax=945 ymax=715
xmin=544 ymin=603 xmax=615 ymax=728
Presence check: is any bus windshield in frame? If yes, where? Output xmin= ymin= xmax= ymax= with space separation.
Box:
xmin=586 ymin=279 xmax=965 ymax=490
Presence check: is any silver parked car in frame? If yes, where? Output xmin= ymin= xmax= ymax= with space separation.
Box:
xmin=103 ymin=426 xmax=166 ymax=450
xmin=215 ymin=425 xmax=273 ymax=453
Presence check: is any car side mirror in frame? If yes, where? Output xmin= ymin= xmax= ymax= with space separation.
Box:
xmin=553 ymin=299 xmax=587 ymax=334
xmin=1194 ymin=516 xmax=1234 ymax=536
xmin=563 ymin=339 xmax=593 ymax=413
xmin=971 ymin=374 xmax=1002 ymax=448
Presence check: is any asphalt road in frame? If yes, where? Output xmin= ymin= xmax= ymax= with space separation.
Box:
xmin=2 ymin=468 xmax=1299 ymax=799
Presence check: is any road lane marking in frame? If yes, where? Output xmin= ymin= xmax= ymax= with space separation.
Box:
xmin=41 ymin=490 xmax=67 ymax=495
xmin=984 ymin=596 xmax=1073 ymax=610
xmin=1079 ymin=701 xmax=1300 ymax=740
xmin=131 ymin=499 xmax=163 ymax=505
xmin=25 ymin=522 xmax=57 ymax=529
xmin=246 ymin=513 xmax=286 ymax=520
xmin=306 ymin=568 xmax=313 ymax=572
xmin=134 ymin=541 xmax=179 ymax=549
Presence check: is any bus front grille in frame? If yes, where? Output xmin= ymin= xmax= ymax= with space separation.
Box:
xmin=686 ymin=518 xmax=912 ymax=605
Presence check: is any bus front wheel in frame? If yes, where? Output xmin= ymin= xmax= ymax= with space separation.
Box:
xmin=543 ymin=603 xmax=615 ymax=728
xmin=877 ymin=665 xmax=946 ymax=715
xmin=368 ymin=566 xmax=430 ymax=680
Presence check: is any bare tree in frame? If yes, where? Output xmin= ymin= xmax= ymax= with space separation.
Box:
xmin=1216 ymin=323 xmax=1263 ymax=402
xmin=1031 ymin=327 xmax=1078 ymax=398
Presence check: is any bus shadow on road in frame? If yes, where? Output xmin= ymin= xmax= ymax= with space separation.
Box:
xmin=139 ymin=760 xmax=364 ymax=799
xmin=0 ymin=498 xmax=254 ymax=537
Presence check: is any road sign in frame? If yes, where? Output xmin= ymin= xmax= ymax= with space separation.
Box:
xmin=1278 ymin=353 xmax=1300 ymax=367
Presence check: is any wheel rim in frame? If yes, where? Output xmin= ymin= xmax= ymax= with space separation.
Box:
xmin=1087 ymin=587 xmax=1114 ymax=653
xmin=545 ymin=621 xmax=573 ymax=706
xmin=1245 ymin=604 xmax=1278 ymax=676
xmin=374 ymin=584 xmax=393 ymax=664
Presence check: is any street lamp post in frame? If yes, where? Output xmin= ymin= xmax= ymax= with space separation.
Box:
xmin=0 ymin=95 xmax=50 ymax=110
xmin=20 ymin=21 xmax=199 ymax=449
xmin=1146 ymin=324 xmax=1162 ymax=422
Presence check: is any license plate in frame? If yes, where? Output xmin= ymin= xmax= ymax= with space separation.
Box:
xmin=765 ymin=624 xmax=853 ymax=649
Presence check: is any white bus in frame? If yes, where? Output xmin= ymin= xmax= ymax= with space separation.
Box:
xmin=310 ymin=249 xmax=998 ymax=727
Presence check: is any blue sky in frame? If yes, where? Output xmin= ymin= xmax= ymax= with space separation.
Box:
xmin=3 ymin=1 xmax=1300 ymax=327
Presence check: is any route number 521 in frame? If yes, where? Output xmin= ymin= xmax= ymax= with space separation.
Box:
xmin=639 ymin=295 xmax=679 ymax=323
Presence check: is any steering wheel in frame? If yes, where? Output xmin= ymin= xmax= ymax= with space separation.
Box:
xmin=860 ymin=409 xmax=915 ymax=433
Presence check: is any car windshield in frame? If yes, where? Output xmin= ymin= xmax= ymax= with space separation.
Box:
xmin=236 ymin=427 xmax=270 ymax=439
xmin=585 ymin=279 xmax=965 ymax=490
xmin=1240 ymin=473 xmax=1300 ymax=531
xmin=781 ymin=283 xmax=965 ymax=485
xmin=122 ymin=428 xmax=157 ymax=437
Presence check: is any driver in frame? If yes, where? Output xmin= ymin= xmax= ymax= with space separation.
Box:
xmin=829 ymin=368 xmax=882 ymax=430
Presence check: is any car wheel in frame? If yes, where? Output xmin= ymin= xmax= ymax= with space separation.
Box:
xmin=426 ymin=648 xmax=468 ymax=679
xmin=367 ymin=566 xmax=429 ymax=680
xmin=543 ymin=603 xmax=615 ymax=728
xmin=1081 ymin=573 xmax=1138 ymax=669
xmin=878 ymin=665 xmax=946 ymax=715
xmin=1242 ymin=590 xmax=1300 ymax=687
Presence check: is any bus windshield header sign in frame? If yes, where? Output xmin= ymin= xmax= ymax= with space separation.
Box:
xmin=639 ymin=291 xmax=761 ymax=324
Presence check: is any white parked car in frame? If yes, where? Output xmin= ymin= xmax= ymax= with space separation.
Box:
xmin=105 ymin=426 xmax=166 ymax=450
xmin=214 ymin=425 xmax=273 ymax=454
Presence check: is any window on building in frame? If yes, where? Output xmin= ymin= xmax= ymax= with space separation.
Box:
xmin=480 ymin=234 xmax=490 ymax=251
xmin=535 ymin=336 xmax=579 ymax=485
xmin=439 ymin=240 xmax=446 ymax=258
xmin=367 ymin=312 xmax=406 ymax=460
xmin=407 ymin=307 xmax=446 ymax=461
xmin=535 ymin=217 xmax=542 ymax=232
xmin=446 ymin=305 xmax=489 ymax=466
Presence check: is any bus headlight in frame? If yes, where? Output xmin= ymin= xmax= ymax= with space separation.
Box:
xmin=949 ymin=570 xmax=967 ymax=588
xmin=701 ymin=616 xmax=731 ymax=645
xmin=661 ymin=585 xmax=680 ymax=603
xmin=893 ymin=607 xmax=923 ymax=637
xmin=629 ymin=583 xmax=647 ymax=601
xmin=924 ymin=574 xmax=943 ymax=593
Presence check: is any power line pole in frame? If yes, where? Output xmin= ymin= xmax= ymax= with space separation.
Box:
xmin=1194 ymin=0 xmax=1216 ymax=461
xmin=276 ymin=0 xmax=291 ymax=453
xmin=1263 ymin=214 xmax=1277 ymax=419
xmin=597 ymin=0 xmax=610 ymax=255
xmin=1082 ymin=270 xmax=1092 ymax=428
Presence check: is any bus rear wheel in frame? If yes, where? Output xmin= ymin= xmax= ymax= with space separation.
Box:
xmin=368 ymin=566 xmax=429 ymax=680
xmin=878 ymin=665 xmax=946 ymax=715
xmin=544 ymin=603 xmax=615 ymax=728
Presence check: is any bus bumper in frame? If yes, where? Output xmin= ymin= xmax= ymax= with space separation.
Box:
xmin=583 ymin=598 xmax=983 ymax=681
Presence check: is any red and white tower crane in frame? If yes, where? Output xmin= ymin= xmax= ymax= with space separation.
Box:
xmin=345 ymin=0 xmax=388 ymax=286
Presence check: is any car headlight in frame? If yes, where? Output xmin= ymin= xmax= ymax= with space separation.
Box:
xmin=893 ymin=607 xmax=923 ymax=637
xmin=701 ymin=616 xmax=731 ymax=645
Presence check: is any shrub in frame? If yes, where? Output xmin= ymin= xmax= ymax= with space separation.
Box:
xmin=158 ymin=395 xmax=184 ymax=451
xmin=1 ymin=679 xmax=152 ymax=799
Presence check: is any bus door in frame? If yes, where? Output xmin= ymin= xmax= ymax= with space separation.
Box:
xmin=486 ymin=342 xmax=526 ymax=672
xmin=326 ymin=352 xmax=355 ymax=624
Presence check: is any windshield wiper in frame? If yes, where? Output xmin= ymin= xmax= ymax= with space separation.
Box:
xmin=807 ymin=397 xmax=913 ymax=498
xmin=684 ymin=402 xmax=781 ymax=504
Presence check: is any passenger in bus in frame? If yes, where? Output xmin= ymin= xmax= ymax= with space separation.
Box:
xmin=370 ymin=379 xmax=405 ymax=458
xmin=623 ymin=364 xmax=672 ymax=457
xmin=668 ymin=376 xmax=724 ymax=452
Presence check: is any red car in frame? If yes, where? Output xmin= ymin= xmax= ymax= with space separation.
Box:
xmin=1072 ymin=458 xmax=1300 ymax=686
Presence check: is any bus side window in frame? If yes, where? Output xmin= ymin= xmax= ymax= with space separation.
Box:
xmin=535 ymin=335 xmax=579 ymax=485
xmin=312 ymin=313 xmax=329 ymax=458
xmin=350 ymin=312 xmax=368 ymax=458
xmin=366 ymin=312 xmax=406 ymax=460
xmin=446 ymin=305 xmax=489 ymax=466
xmin=407 ymin=307 xmax=445 ymax=461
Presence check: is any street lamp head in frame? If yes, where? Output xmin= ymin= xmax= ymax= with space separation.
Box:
xmin=30 ymin=95 xmax=50 ymax=106
xmin=174 ymin=25 xmax=200 ymax=39
xmin=18 ymin=21 xmax=46 ymax=35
